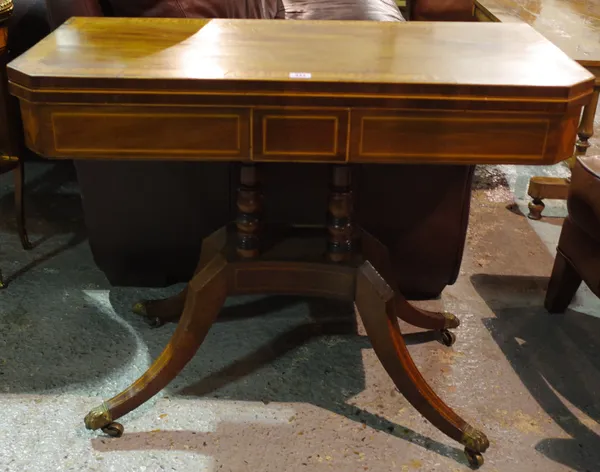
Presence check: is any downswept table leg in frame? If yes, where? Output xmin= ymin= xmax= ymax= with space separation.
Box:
xmin=360 ymin=229 xmax=460 ymax=345
xmin=133 ymin=227 xmax=227 ymax=326
xmin=85 ymin=254 xmax=229 ymax=436
xmin=355 ymin=261 xmax=488 ymax=468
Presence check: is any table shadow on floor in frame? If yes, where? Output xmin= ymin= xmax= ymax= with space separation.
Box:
xmin=472 ymin=273 xmax=600 ymax=472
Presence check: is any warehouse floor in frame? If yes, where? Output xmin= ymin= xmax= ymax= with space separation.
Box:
xmin=1 ymin=152 xmax=600 ymax=471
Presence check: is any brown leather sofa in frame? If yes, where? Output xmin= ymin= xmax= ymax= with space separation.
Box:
xmin=409 ymin=0 xmax=474 ymax=21
xmin=545 ymin=156 xmax=600 ymax=312
xmin=6 ymin=0 xmax=476 ymax=299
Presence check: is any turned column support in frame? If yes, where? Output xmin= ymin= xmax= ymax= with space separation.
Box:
xmin=327 ymin=165 xmax=354 ymax=262
xmin=575 ymin=86 xmax=600 ymax=158
xmin=236 ymin=163 xmax=262 ymax=259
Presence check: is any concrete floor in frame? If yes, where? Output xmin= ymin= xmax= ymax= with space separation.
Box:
xmin=1 ymin=148 xmax=600 ymax=470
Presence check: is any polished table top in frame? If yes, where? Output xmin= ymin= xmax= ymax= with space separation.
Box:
xmin=7 ymin=18 xmax=595 ymax=166
xmin=8 ymin=17 xmax=594 ymax=96
xmin=474 ymin=0 xmax=600 ymax=72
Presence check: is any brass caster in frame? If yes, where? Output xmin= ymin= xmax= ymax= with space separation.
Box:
xmin=132 ymin=301 xmax=148 ymax=318
xmin=84 ymin=403 xmax=112 ymax=431
xmin=465 ymin=448 xmax=484 ymax=468
xmin=443 ymin=312 xmax=460 ymax=329
xmin=439 ymin=329 xmax=456 ymax=347
xmin=148 ymin=316 xmax=165 ymax=328
xmin=101 ymin=422 xmax=124 ymax=438
xmin=133 ymin=301 xmax=164 ymax=328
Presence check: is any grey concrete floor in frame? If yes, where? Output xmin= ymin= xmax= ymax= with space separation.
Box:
xmin=1 ymin=145 xmax=600 ymax=471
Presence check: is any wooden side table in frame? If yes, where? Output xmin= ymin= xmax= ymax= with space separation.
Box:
xmin=527 ymin=87 xmax=599 ymax=219
xmin=8 ymin=17 xmax=595 ymax=467
xmin=0 ymin=0 xmax=31 ymax=289
xmin=474 ymin=0 xmax=600 ymax=219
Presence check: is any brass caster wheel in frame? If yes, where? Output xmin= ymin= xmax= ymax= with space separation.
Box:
xmin=465 ymin=448 xmax=484 ymax=469
xmin=101 ymin=422 xmax=124 ymax=438
xmin=439 ymin=329 xmax=456 ymax=347
xmin=133 ymin=301 xmax=166 ymax=328
xmin=147 ymin=316 xmax=165 ymax=328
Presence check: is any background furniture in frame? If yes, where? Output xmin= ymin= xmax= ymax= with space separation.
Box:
xmin=11 ymin=0 xmax=475 ymax=300
xmin=474 ymin=0 xmax=600 ymax=220
xmin=545 ymin=156 xmax=600 ymax=312
xmin=408 ymin=0 xmax=474 ymax=20
xmin=10 ymin=17 xmax=592 ymax=467
xmin=0 ymin=0 xmax=40 ymax=287
xmin=282 ymin=0 xmax=405 ymax=20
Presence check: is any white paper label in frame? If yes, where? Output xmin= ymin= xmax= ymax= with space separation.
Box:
xmin=289 ymin=72 xmax=312 ymax=79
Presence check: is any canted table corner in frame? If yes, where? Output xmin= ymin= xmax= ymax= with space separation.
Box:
xmin=474 ymin=0 xmax=600 ymax=220
xmin=8 ymin=17 xmax=596 ymax=468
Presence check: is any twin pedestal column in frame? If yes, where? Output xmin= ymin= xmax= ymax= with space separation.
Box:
xmin=236 ymin=163 xmax=354 ymax=262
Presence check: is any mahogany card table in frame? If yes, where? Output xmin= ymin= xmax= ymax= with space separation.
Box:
xmin=7 ymin=17 xmax=595 ymax=468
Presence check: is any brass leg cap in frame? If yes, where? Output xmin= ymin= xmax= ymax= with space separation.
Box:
xmin=84 ymin=403 xmax=112 ymax=431
xmin=442 ymin=312 xmax=460 ymax=329
xmin=461 ymin=425 xmax=490 ymax=453
xmin=132 ymin=301 xmax=148 ymax=317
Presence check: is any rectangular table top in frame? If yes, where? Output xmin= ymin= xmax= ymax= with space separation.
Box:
xmin=8 ymin=17 xmax=594 ymax=101
xmin=474 ymin=0 xmax=600 ymax=72
xmin=6 ymin=18 xmax=595 ymax=166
